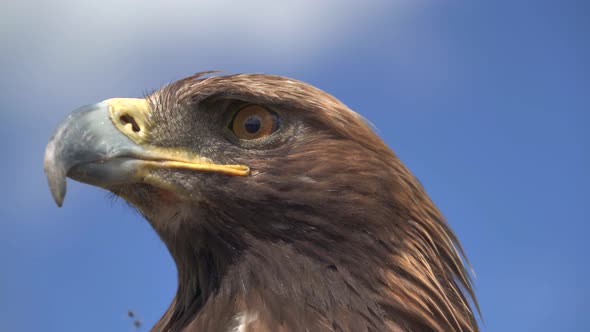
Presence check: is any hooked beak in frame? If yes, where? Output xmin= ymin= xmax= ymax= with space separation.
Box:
xmin=44 ymin=98 xmax=249 ymax=207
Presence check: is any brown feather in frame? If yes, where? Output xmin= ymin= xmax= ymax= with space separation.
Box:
xmin=130 ymin=72 xmax=480 ymax=331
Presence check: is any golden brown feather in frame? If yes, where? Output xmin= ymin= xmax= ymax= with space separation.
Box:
xmin=45 ymin=71 xmax=480 ymax=332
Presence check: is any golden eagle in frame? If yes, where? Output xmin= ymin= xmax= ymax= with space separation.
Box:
xmin=44 ymin=72 xmax=479 ymax=331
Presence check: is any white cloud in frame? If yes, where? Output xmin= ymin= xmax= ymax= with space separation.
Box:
xmin=2 ymin=0 xmax=416 ymax=74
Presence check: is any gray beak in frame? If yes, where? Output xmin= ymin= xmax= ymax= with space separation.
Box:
xmin=43 ymin=102 xmax=146 ymax=207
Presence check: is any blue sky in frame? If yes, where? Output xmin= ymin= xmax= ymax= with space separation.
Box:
xmin=1 ymin=1 xmax=588 ymax=331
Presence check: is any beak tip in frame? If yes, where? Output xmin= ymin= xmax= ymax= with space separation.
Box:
xmin=51 ymin=187 xmax=65 ymax=207
xmin=45 ymin=166 xmax=66 ymax=208
xmin=53 ymin=196 xmax=65 ymax=208
xmin=44 ymin=143 xmax=67 ymax=208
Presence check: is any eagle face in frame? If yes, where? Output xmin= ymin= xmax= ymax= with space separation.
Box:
xmin=45 ymin=72 xmax=479 ymax=332
xmin=105 ymin=85 xmax=304 ymax=227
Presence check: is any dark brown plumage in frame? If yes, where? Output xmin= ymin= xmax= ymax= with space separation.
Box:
xmin=45 ymin=72 xmax=479 ymax=331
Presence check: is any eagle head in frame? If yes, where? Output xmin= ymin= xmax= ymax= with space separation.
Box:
xmin=44 ymin=72 xmax=479 ymax=331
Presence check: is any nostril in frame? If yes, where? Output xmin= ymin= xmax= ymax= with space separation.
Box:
xmin=120 ymin=114 xmax=141 ymax=133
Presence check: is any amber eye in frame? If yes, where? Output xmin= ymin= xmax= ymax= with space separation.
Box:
xmin=230 ymin=105 xmax=279 ymax=140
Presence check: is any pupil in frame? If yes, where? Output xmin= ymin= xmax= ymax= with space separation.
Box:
xmin=244 ymin=116 xmax=262 ymax=133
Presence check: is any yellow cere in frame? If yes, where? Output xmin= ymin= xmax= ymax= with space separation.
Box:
xmin=104 ymin=98 xmax=153 ymax=144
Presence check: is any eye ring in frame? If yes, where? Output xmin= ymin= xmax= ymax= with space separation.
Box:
xmin=230 ymin=105 xmax=279 ymax=140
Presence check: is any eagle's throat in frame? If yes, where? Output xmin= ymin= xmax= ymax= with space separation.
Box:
xmin=150 ymin=211 xmax=244 ymax=332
